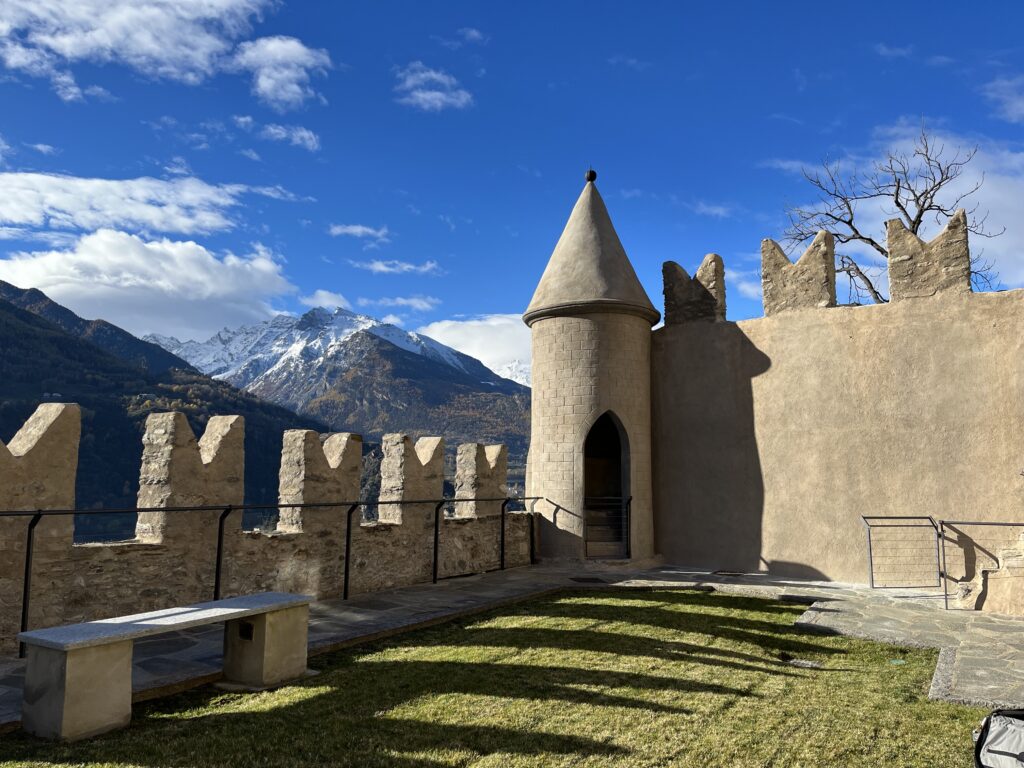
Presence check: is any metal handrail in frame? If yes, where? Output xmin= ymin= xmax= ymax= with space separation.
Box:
xmin=9 ymin=495 xmax=543 ymax=657
xmin=859 ymin=515 xmax=942 ymax=590
xmin=937 ymin=519 xmax=1024 ymax=611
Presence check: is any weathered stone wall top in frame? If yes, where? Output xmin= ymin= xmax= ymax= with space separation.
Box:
xmin=0 ymin=410 xmax=530 ymax=651
xmin=761 ymin=230 xmax=837 ymax=316
xmin=0 ymin=403 xmax=80 ymax=511
xmin=663 ymin=253 xmax=726 ymax=324
xmin=887 ymin=209 xmax=970 ymax=301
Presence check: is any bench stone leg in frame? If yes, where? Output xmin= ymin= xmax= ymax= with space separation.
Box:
xmin=22 ymin=640 xmax=133 ymax=740
xmin=223 ymin=605 xmax=308 ymax=689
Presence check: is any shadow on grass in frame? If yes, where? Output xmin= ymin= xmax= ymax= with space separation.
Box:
xmin=1 ymin=589 xmax=845 ymax=768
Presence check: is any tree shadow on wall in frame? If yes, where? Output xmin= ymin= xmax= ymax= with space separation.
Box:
xmin=652 ymin=322 xmax=770 ymax=574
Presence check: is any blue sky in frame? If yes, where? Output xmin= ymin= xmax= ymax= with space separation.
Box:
xmin=1 ymin=1 xmax=1023 ymax=377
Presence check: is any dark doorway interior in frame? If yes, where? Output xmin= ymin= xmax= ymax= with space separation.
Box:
xmin=583 ymin=412 xmax=630 ymax=558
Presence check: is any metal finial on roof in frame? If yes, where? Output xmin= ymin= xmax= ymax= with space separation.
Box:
xmin=585 ymin=168 xmax=597 ymax=182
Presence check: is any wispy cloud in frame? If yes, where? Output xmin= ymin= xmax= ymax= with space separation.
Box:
xmin=259 ymin=123 xmax=320 ymax=152
xmin=25 ymin=142 xmax=57 ymax=155
xmin=692 ymin=201 xmax=734 ymax=219
xmin=725 ymin=267 xmax=763 ymax=301
xmin=358 ymin=295 xmax=441 ymax=312
xmin=875 ymin=43 xmax=913 ymax=59
xmin=433 ymin=27 xmax=489 ymax=50
xmin=349 ymin=258 xmax=440 ymax=275
xmin=0 ymin=134 xmax=11 ymax=166
xmin=769 ymin=113 xmax=804 ymax=125
xmin=394 ymin=61 xmax=473 ymax=112
xmin=0 ymin=171 xmax=288 ymax=235
xmin=328 ymin=223 xmax=391 ymax=249
xmin=983 ymin=75 xmax=1024 ymax=123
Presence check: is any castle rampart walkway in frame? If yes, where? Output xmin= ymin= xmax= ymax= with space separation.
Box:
xmin=1 ymin=564 xmax=1022 ymax=730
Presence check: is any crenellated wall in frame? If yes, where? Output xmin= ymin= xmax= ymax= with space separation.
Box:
xmin=0 ymin=410 xmax=533 ymax=654
xmin=654 ymin=212 xmax=1024 ymax=608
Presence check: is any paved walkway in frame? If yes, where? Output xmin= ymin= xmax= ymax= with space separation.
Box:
xmin=2 ymin=563 xmax=1022 ymax=729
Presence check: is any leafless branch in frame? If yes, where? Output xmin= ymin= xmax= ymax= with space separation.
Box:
xmin=782 ymin=125 xmax=1002 ymax=304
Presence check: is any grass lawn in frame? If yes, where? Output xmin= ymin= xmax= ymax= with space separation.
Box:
xmin=0 ymin=589 xmax=986 ymax=767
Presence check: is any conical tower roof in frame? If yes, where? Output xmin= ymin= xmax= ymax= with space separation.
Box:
xmin=523 ymin=173 xmax=659 ymax=326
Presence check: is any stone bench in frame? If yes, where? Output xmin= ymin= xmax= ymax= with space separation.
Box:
xmin=18 ymin=591 xmax=312 ymax=740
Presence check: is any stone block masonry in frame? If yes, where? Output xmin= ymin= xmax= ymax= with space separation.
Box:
xmin=0 ymin=409 xmax=532 ymax=654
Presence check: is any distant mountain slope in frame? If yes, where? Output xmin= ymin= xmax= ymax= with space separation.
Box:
xmin=0 ymin=280 xmax=195 ymax=375
xmin=149 ymin=307 xmax=531 ymax=467
xmin=0 ymin=297 xmax=328 ymax=534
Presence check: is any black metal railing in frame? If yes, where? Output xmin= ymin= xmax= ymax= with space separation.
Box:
xmin=582 ymin=496 xmax=631 ymax=559
xmin=860 ymin=515 xmax=942 ymax=589
xmin=2 ymin=495 xmax=542 ymax=657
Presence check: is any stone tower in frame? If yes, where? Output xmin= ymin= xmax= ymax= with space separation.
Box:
xmin=524 ymin=171 xmax=659 ymax=560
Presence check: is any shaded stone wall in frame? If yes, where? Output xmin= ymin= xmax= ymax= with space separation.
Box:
xmin=0 ymin=411 xmax=532 ymax=654
xmin=652 ymin=213 xmax=1024 ymax=596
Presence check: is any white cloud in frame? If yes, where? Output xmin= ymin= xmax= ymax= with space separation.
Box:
xmin=874 ymin=43 xmax=913 ymax=59
xmin=0 ymin=2 xmax=328 ymax=110
xmin=394 ymin=61 xmax=472 ymax=112
xmin=239 ymin=148 xmax=261 ymax=161
xmin=359 ymin=295 xmax=440 ymax=312
xmin=380 ymin=313 xmax=403 ymax=325
xmin=417 ymin=314 xmax=531 ymax=383
xmin=25 ymin=142 xmax=57 ymax=155
xmin=232 ymin=35 xmax=331 ymax=112
xmin=328 ymin=223 xmax=390 ymax=248
xmin=300 ymin=289 xmax=350 ymax=310
xmin=725 ymin=268 xmax=763 ymax=302
xmin=163 ymin=156 xmax=192 ymax=176
xmin=0 ymin=134 xmax=10 ymax=165
xmin=233 ymin=114 xmax=255 ymax=131
xmin=349 ymin=258 xmax=439 ymax=275
xmin=764 ymin=120 xmax=1024 ymax=290
xmin=433 ymin=27 xmax=488 ymax=50
xmin=0 ymin=171 xmax=278 ymax=235
xmin=983 ymin=75 xmax=1024 ymax=123
xmin=692 ymin=201 xmax=733 ymax=219
xmin=259 ymin=123 xmax=320 ymax=151
xmin=0 ymin=228 xmax=294 ymax=338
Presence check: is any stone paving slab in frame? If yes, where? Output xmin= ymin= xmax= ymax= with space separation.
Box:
xmin=2 ymin=563 xmax=1022 ymax=731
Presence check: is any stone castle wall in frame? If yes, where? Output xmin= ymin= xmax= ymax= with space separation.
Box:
xmin=527 ymin=312 xmax=654 ymax=560
xmin=0 ymin=410 xmax=532 ymax=654
xmin=653 ymin=213 xmax=1024 ymax=601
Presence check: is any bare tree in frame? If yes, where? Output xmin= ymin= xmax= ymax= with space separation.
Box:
xmin=783 ymin=127 xmax=1003 ymax=304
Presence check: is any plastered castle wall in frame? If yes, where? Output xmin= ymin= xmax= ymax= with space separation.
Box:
xmin=653 ymin=213 xmax=1024 ymax=596
xmin=0 ymin=410 xmax=531 ymax=654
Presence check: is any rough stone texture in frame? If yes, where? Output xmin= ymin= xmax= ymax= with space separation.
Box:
xmin=135 ymin=413 xmax=245 ymax=543
xmin=0 ymin=404 xmax=80 ymax=654
xmin=455 ymin=443 xmax=507 ymax=518
xmin=277 ymin=430 xmax=361 ymax=533
xmin=0 ymin=417 xmax=531 ymax=652
xmin=527 ymin=312 xmax=655 ymax=560
xmin=888 ymin=209 xmax=970 ymax=301
xmin=652 ymin=290 xmax=1024 ymax=584
xmin=761 ymin=230 xmax=836 ymax=315
xmin=663 ymin=254 xmax=726 ymax=324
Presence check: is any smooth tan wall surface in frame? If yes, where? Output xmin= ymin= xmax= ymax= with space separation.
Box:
xmin=652 ymin=291 xmax=1024 ymax=583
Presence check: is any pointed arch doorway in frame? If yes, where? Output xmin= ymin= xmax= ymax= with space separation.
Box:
xmin=583 ymin=412 xmax=630 ymax=559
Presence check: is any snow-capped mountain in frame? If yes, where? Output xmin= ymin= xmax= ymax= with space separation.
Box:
xmin=496 ymin=359 xmax=531 ymax=387
xmin=147 ymin=307 xmax=478 ymax=391
xmin=146 ymin=307 xmax=531 ymax=458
